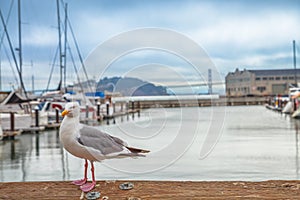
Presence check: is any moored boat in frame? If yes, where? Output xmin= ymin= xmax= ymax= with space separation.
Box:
xmin=282 ymin=87 xmax=300 ymax=114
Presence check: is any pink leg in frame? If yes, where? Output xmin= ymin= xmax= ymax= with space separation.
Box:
xmin=72 ymin=159 xmax=88 ymax=186
xmin=80 ymin=161 xmax=96 ymax=192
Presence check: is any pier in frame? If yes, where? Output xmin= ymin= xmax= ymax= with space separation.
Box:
xmin=0 ymin=95 xmax=267 ymax=139
xmin=0 ymin=180 xmax=300 ymax=199
xmin=113 ymin=95 xmax=267 ymax=109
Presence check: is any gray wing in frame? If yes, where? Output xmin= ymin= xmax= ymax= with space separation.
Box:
xmin=78 ymin=124 xmax=127 ymax=155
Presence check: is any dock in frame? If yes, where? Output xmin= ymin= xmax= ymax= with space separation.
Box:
xmin=113 ymin=96 xmax=267 ymax=109
xmin=0 ymin=95 xmax=268 ymax=140
xmin=0 ymin=180 xmax=300 ymax=199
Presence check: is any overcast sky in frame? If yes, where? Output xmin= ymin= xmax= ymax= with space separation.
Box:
xmin=0 ymin=0 xmax=299 ymax=93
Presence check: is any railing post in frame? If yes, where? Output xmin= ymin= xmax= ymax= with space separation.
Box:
xmin=137 ymin=101 xmax=140 ymax=117
xmin=85 ymin=104 xmax=89 ymax=119
xmin=131 ymin=100 xmax=135 ymax=111
xmin=97 ymin=101 xmax=101 ymax=122
xmin=113 ymin=101 xmax=116 ymax=114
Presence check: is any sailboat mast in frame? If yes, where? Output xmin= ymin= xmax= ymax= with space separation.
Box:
xmin=18 ymin=0 xmax=22 ymax=76
xmin=293 ymin=40 xmax=297 ymax=86
xmin=56 ymin=0 xmax=63 ymax=92
xmin=17 ymin=0 xmax=27 ymax=97
xmin=63 ymin=3 xmax=68 ymax=92
xmin=0 ymin=51 xmax=2 ymax=91
xmin=31 ymin=60 xmax=34 ymax=93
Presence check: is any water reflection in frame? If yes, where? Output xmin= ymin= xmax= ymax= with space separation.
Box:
xmin=274 ymin=112 xmax=300 ymax=180
xmin=292 ymin=118 xmax=300 ymax=179
xmin=105 ymin=111 xmax=136 ymax=125
xmin=0 ymin=128 xmax=68 ymax=181
xmin=0 ymin=111 xmax=139 ymax=182
xmin=1 ymin=106 xmax=300 ymax=182
xmin=35 ymin=133 xmax=39 ymax=156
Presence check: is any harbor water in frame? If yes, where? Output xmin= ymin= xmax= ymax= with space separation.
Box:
xmin=0 ymin=105 xmax=299 ymax=182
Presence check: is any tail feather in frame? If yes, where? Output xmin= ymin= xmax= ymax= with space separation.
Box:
xmin=126 ymin=146 xmax=150 ymax=154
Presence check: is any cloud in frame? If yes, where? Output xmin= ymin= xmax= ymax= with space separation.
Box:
xmin=1 ymin=0 xmax=299 ymax=92
xmin=75 ymin=0 xmax=300 ymax=77
xmin=22 ymin=25 xmax=58 ymax=47
xmin=191 ymin=12 xmax=299 ymax=51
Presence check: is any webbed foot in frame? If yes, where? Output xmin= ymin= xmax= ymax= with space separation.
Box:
xmin=72 ymin=179 xmax=87 ymax=186
xmin=80 ymin=181 xmax=96 ymax=192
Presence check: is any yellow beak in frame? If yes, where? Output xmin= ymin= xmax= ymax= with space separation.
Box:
xmin=61 ymin=109 xmax=70 ymax=117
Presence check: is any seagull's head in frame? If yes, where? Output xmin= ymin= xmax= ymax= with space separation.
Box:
xmin=62 ymin=102 xmax=80 ymax=118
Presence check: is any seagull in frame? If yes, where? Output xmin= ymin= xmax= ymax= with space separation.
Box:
xmin=59 ymin=102 xmax=149 ymax=192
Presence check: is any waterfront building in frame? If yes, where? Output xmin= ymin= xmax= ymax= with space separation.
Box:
xmin=226 ymin=68 xmax=300 ymax=96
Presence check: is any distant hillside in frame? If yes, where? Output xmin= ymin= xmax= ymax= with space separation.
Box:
xmin=97 ymin=77 xmax=168 ymax=96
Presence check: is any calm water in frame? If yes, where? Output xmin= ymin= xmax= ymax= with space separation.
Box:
xmin=1 ymin=106 xmax=299 ymax=182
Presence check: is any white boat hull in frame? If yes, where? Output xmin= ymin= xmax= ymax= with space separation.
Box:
xmin=282 ymin=101 xmax=293 ymax=114
xmin=292 ymin=108 xmax=300 ymax=118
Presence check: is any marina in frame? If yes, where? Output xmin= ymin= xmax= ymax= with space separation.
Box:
xmin=0 ymin=0 xmax=299 ymax=198
xmin=0 ymin=92 xmax=267 ymax=140
xmin=1 ymin=106 xmax=300 ymax=182
xmin=1 ymin=105 xmax=300 ymax=198
xmin=1 ymin=85 xmax=249 ymax=140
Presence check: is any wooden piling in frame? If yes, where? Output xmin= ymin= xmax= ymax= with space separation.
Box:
xmin=9 ymin=112 xmax=15 ymax=140
xmin=137 ymin=101 xmax=141 ymax=117
xmin=35 ymin=108 xmax=39 ymax=127
xmin=55 ymin=108 xmax=60 ymax=124
xmin=131 ymin=100 xmax=135 ymax=111
xmin=10 ymin=112 xmax=14 ymax=132
xmin=106 ymin=102 xmax=109 ymax=116
xmin=126 ymin=101 xmax=129 ymax=120
xmin=97 ymin=102 xmax=101 ymax=122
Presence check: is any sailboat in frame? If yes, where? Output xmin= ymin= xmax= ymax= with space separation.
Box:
xmin=0 ymin=1 xmax=41 ymax=133
xmin=283 ymin=87 xmax=300 ymax=114
xmin=39 ymin=1 xmax=100 ymax=122
xmin=283 ymin=40 xmax=300 ymax=118
xmin=291 ymin=88 xmax=300 ymax=118
xmin=1 ymin=1 xmax=103 ymax=130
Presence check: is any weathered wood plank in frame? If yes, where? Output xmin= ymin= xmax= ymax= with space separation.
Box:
xmin=0 ymin=180 xmax=300 ymax=200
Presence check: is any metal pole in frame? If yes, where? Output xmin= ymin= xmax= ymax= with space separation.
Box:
xmin=63 ymin=3 xmax=68 ymax=92
xmin=17 ymin=0 xmax=27 ymax=98
xmin=0 ymin=52 xmax=2 ymax=91
xmin=56 ymin=0 xmax=63 ymax=91
xmin=293 ymin=40 xmax=297 ymax=86
xmin=208 ymin=69 xmax=212 ymax=94
xmin=0 ymin=9 xmax=27 ymax=97
xmin=31 ymin=60 xmax=34 ymax=93
xmin=85 ymin=104 xmax=89 ymax=119
xmin=18 ymin=0 xmax=22 ymax=78
xmin=113 ymin=101 xmax=115 ymax=113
